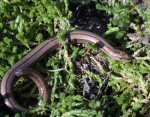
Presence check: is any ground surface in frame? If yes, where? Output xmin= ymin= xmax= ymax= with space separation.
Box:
xmin=0 ymin=0 xmax=150 ymax=117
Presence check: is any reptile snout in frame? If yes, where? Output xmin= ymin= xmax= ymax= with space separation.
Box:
xmin=120 ymin=51 xmax=130 ymax=60
xmin=15 ymin=69 xmax=23 ymax=77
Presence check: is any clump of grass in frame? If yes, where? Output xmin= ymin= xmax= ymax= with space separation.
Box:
xmin=0 ymin=0 xmax=150 ymax=117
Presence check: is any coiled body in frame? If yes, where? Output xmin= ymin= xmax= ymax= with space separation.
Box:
xmin=0 ymin=30 xmax=129 ymax=112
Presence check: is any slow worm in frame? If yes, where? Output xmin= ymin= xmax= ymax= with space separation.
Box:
xmin=0 ymin=30 xmax=129 ymax=112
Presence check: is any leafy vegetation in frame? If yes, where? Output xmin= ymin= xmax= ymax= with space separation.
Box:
xmin=0 ymin=0 xmax=150 ymax=117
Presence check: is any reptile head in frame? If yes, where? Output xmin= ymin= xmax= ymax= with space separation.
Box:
xmin=15 ymin=69 xmax=23 ymax=77
xmin=117 ymin=50 xmax=130 ymax=60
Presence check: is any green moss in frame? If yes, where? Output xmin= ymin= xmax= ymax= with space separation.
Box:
xmin=0 ymin=0 xmax=150 ymax=116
